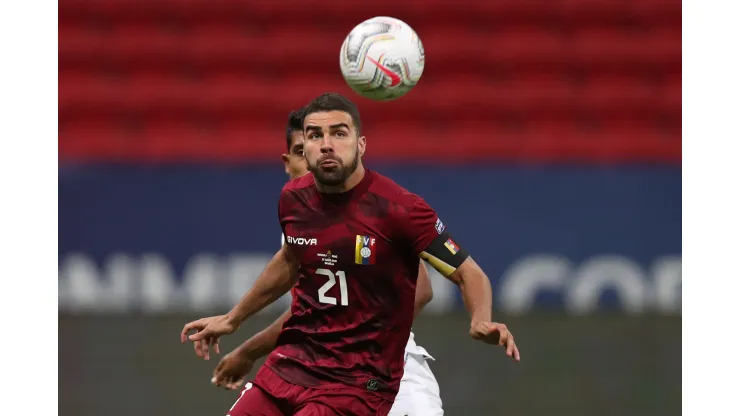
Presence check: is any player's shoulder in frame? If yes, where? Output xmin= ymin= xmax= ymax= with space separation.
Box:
xmin=281 ymin=174 xmax=315 ymax=195
xmin=367 ymin=170 xmax=424 ymax=207
xmin=279 ymin=175 xmax=316 ymax=218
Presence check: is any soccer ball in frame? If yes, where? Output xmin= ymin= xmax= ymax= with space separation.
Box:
xmin=339 ymin=17 xmax=425 ymax=101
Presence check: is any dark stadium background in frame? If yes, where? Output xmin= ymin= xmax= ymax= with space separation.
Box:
xmin=58 ymin=1 xmax=681 ymax=415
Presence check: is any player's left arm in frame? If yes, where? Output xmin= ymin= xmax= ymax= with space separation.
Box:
xmin=402 ymin=195 xmax=520 ymax=361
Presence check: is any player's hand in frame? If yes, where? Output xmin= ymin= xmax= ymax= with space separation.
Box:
xmin=470 ymin=321 xmax=521 ymax=362
xmin=180 ymin=315 xmax=239 ymax=360
xmin=211 ymin=350 xmax=255 ymax=390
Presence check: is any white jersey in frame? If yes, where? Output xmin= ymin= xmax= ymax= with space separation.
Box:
xmin=405 ymin=329 xmax=433 ymax=359
xmin=282 ymin=233 xmax=442 ymax=414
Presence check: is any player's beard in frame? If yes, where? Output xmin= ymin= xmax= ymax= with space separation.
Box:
xmin=308 ymin=148 xmax=360 ymax=187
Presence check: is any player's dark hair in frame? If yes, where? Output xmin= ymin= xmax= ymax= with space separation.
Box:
xmin=302 ymin=93 xmax=362 ymax=136
xmin=285 ymin=108 xmax=305 ymax=152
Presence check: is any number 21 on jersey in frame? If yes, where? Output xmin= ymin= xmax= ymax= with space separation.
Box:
xmin=316 ymin=268 xmax=348 ymax=306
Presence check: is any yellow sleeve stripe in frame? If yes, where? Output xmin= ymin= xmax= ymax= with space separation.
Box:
xmin=420 ymin=251 xmax=457 ymax=277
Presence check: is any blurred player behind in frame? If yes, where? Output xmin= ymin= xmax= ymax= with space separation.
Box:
xmin=210 ymin=109 xmax=444 ymax=415
xmin=182 ymin=93 xmax=520 ymax=415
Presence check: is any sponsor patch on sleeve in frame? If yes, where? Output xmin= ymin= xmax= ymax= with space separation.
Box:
xmin=435 ymin=218 xmax=446 ymax=234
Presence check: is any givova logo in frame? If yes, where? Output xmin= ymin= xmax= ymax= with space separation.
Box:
xmin=286 ymin=236 xmax=317 ymax=246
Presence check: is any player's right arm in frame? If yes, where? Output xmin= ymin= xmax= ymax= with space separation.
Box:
xmin=181 ymin=186 xmax=303 ymax=360
xmin=225 ymin=243 xmax=299 ymax=325
xmin=180 ymin=243 xmax=299 ymax=360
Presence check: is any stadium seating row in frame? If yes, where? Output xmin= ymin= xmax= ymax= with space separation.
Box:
xmin=59 ymin=0 xmax=681 ymax=162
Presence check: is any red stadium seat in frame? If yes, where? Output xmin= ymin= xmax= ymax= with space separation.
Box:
xmin=59 ymin=0 xmax=681 ymax=163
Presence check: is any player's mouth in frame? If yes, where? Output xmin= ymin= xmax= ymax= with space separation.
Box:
xmin=319 ymin=160 xmax=340 ymax=169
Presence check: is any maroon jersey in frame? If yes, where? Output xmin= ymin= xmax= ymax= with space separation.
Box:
xmin=264 ymin=169 xmax=440 ymax=401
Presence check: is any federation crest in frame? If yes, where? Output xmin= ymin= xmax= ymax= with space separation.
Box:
xmin=355 ymin=235 xmax=376 ymax=265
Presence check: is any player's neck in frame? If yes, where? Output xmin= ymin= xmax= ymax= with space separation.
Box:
xmin=315 ymin=164 xmax=366 ymax=194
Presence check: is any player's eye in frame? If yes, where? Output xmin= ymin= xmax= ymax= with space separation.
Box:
xmin=336 ymin=131 xmax=347 ymax=138
xmin=308 ymin=132 xmax=321 ymax=139
xmin=296 ymin=149 xmax=304 ymax=156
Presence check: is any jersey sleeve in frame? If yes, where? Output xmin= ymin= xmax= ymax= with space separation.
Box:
xmin=279 ymin=189 xmax=299 ymax=300
xmin=399 ymin=195 xmax=441 ymax=255
xmin=277 ymin=186 xmax=292 ymax=235
xmin=398 ymin=194 xmax=470 ymax=277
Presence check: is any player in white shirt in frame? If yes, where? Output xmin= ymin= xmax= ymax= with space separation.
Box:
xmin=210 ymin=109 xmax=444 ymax=415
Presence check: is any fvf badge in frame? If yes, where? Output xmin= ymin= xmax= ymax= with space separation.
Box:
xmin=354 ymin=235 xmax=376 ymax=265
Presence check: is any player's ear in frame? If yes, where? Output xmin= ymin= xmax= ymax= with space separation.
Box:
xmin=357 ymin=136 xmax=367 ymax=157
xmin=281 ymin=154 xmax=291 ymax=174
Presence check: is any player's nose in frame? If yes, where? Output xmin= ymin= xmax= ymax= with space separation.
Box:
xmin=320 ymin=137 xmax=334 ymax=153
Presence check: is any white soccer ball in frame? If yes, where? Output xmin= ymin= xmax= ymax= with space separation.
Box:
xmin=339 ymin=17 xmax=425 ymax=101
